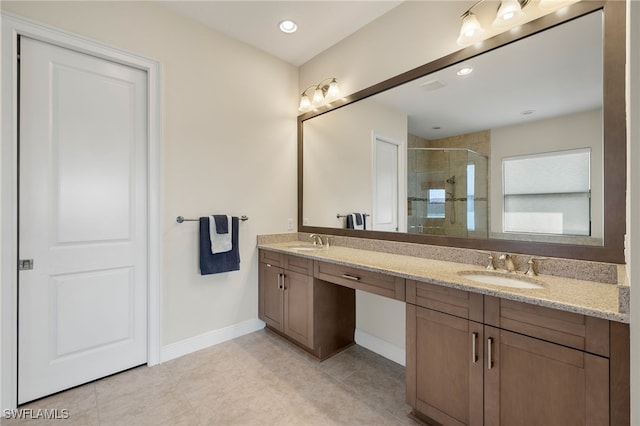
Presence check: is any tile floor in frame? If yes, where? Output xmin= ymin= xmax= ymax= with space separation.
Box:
xmin=4 ymin=329 xmax=418 ymax=425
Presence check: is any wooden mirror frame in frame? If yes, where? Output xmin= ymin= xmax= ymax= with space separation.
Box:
xmin=298 ymin=0 xmax=626 ymax=263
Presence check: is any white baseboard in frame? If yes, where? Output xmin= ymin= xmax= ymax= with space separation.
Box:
xmin=355 ymin=329 xmax=406 ymax=366
xmin=160 ymin=318 xmax=265 ymax=363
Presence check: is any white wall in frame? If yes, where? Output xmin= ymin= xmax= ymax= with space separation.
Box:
xmin=303 ymin=98 xmax=407 ymax=228
xmin=489 ymin=109 xmax=603 ymax=239
xmin=0 ymin=1 xmax=299 ymax=347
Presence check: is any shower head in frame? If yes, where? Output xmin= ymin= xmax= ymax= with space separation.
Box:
xmin=446 ymin=176 xmax=456 ymax=184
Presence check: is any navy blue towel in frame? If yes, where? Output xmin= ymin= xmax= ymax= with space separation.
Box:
xmin=346 ymin=213 xmax=366 ymax=230
xmin=213 ymin=214 xmax=228 ymax=234
xmin=199 ymin=216 xmax=240 ymax=275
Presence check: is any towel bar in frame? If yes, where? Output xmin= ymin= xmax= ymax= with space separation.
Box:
xmin=336 ymin=213 xmax=370 ymax=219
xmin=177 ymin=215 xmax=249 ymax=223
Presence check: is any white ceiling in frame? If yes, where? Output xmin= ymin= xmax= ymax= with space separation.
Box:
xmin=160 ymin=1 xmax=404 ymax=67
xmin=372 ymin=9 xmax=603 ymax=139
xmin=158 ymin=1 xmax=601 ymax=140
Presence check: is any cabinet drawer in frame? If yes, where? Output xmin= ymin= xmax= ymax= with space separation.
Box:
xmin=259 ymin=249 xmax=284 ymax=268
xmin=314 ymin=261 xmax=405 ymax=301
xmin=484 ymin=296 xmax=609 ymax=357
xmin=406 ymin=280 xmax=483 ymax=323
xmin=284 ymin=254 xmax=313 ymax=275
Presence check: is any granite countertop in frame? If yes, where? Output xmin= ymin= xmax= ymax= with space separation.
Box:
xmin=258 ymin=241 xmax=628 ymax=324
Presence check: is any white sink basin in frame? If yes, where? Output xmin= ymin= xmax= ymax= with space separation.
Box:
xmin=457 ymin=271 xmax=543 ymax=289
xmin=288 ymin=245 xmax=324 ymax=252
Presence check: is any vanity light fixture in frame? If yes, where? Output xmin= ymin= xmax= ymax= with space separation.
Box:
xmin=298 ymin=78 xmax=340 ymax=112
xmin=279 ymin=20 xmax=298 ymax=34
xmin=456 ymin=0 xmax=529 ymax=46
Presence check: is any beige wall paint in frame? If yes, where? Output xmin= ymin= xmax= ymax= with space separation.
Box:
xmin=1 ymin=1 xmax=299 ymax=345
xmin=303 ymin=97 xmax=407 ymax=228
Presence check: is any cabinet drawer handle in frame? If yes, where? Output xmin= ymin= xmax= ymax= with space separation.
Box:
xmin=266 ymin=263 xmax=272 ymax=268
xmin=471 ymin=332 xmax=478 ymax=364
xmin=341 ymin=274 xmax=361 ymax=281
xmin=487 ymin=337 xmax=494 ymax=370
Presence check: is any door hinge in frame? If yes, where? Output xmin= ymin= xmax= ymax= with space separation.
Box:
xmin=19 ymin=259 xmax=34 ymax=271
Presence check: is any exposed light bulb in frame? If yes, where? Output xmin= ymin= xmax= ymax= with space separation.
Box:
xmin=456 ymin=12 xmax=485 ymax=46
xmin=493 ymin=0 xmax=525 ymax=28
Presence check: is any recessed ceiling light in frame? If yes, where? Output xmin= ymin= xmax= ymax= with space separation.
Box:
xmin=456 ymin=67 xmax=474 ymax=76
xmin=279 ymin=20 xmax=298 ymax=34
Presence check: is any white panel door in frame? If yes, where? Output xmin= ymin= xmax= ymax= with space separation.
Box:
xmin=372 ymin=137 xmax=399 ymax=231
xmin=18 ymin=37 xmax=148 ymax=404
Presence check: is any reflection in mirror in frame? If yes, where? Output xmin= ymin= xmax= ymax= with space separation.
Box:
xmin=502 ymin=148 xmax=593 ymax=239
xmin=302 ymin=9 xmax=603 ymax=247
xmin=408 ymin=148 xmax=488 ymax=238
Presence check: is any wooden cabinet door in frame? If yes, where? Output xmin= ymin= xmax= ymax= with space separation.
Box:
xmin=283 ymin=270 xmax=313 ymax=349
xmin=259 ymin=262 xmax=284 ymax=331
xmin=484 ymin=326 xmax=609 ymax=426
xmin=408 ymin=305 xmax=483 ymax=426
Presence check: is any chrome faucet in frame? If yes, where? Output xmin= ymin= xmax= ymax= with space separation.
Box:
xmin=309 ymin=234 xmax=324 ymax=246
xmin=499 ymin=253 xmax=516 ymax=273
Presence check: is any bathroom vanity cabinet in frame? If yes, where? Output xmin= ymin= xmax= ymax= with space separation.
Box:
xmin=406 ymin=280 xmax=628 ymax=426
xmin=258 ymin=250 xmax=355 ymax=359
xmin=257 ymin=245 xmax=629 ymax=425
xmin=259 ymin=250 xmax=314 ymax=347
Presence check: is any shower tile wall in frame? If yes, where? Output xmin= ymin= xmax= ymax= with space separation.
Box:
xmin=408 ymin=131 xmax=489 ymax=238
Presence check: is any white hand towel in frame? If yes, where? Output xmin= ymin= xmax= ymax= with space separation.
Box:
xmin=209 ymin=215 xmax=233 ymax=254
xmin=351 ymin=213 xmax=364 ymax=230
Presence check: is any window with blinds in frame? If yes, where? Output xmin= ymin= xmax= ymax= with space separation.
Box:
xmin=502 ymin=148 xmax=591 ymax=235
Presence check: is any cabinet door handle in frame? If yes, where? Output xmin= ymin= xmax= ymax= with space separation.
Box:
xmin=471 ymin=332 xmax=478 ymax=364
xmin=277 ymin=273 xmax=283 ymax=290
xmin=487 ymin=337 xmax=494 ymax=370
xmin=341 ymin=274 xmax=360 ymax=281
xmin=281 ymin=273 xmax=286 ymax=290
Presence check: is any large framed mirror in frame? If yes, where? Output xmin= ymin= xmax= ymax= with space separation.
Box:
xmin=298 ymin=0 xmax=625 ymax=263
